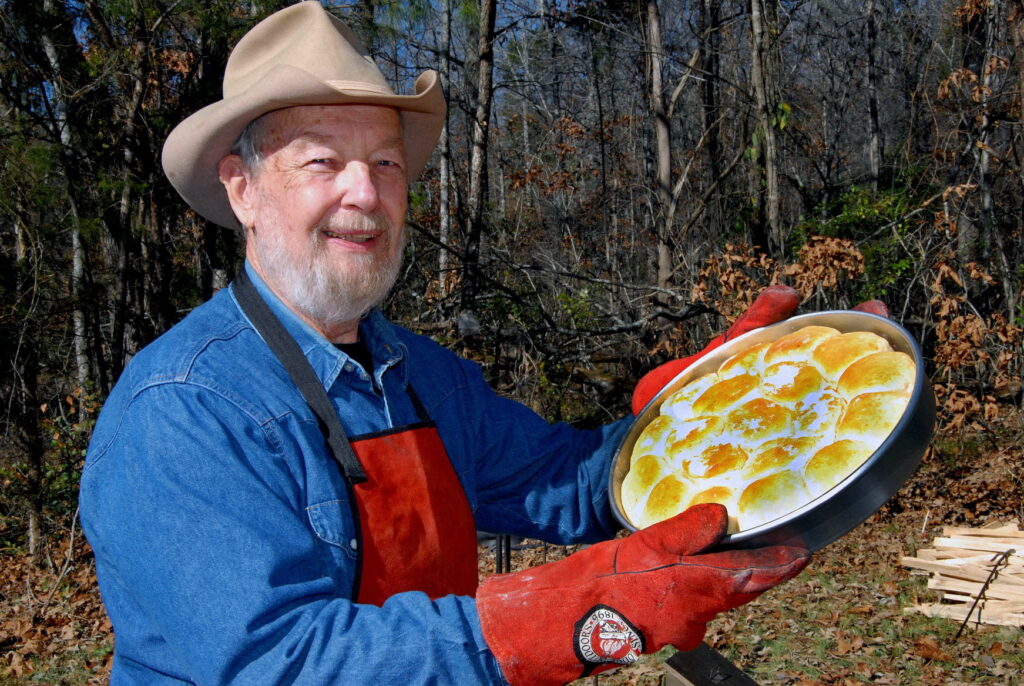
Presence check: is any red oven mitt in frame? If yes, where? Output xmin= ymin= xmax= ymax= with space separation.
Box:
xmin=476 ymin=504 xmax=810 ymax=686
xmin=632 ymin=285 xmax=802 ymax=415
xmin=632 ymin=290 xmax=891 ymax=415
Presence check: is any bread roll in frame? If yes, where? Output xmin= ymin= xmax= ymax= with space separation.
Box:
xmin=621 ymin=324 xmax=915 ymax=533
xmin=639 ymin=473 xmax=696 ymax=529
xmin=663 ymin=416 xmax=724 ymax=467
xmin=837 ymin=351 xmax=915 ymax=398
xmin=760 ymin=362 xmax=828 ymax=405
xmin=836 ymin=390 xmax=909 ymax=447
xmin=630 ymin=415 xmax=678 ymax=464
xmin=661 ymin=372 xmax=719 ymax=419
xmin=620 ymin=454 xmax=671 ymax=524
xmin=718 ymin=341 xmax=771 ymax=379
xmin=812 ymin=331 xmax=892 ymax=381
xmin=792 ymin=391 xmax=846 ymax=439
xmin=804 ymin=439 xmax=875 ymax=496
xmin=745 ymin=436 xmax=819 ymax=479
xmin=683 ymin=442 xmax=749 ymax=479
xmin=723 ymin=397 xmax=794 ymax=447
xmin=738 ymin=470 xmax=811 ymax=529
xmin=692 ymin=373 xmax=759 ymax=414
xmin=763 ymin=326 xmax=840 ymax=365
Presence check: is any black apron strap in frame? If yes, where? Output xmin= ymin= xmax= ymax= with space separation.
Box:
xmin=232 ymin=269 xmax=367 ymax=485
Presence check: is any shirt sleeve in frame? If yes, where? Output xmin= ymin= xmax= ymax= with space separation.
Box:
xmin=80 ymin=381 xmax=507 ymax=685
xmin=411 ymin=339 xmax=633 ymax=544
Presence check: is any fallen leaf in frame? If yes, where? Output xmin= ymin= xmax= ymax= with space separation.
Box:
xmin=913 ymin=636 xmax=953 ymax=662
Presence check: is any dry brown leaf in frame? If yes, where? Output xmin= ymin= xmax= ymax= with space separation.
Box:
xmin=913 ymin=636 xmax=953 ymax=662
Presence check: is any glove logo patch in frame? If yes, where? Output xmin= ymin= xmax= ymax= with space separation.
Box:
xmin=574 ymin=604 xmax=644 ymax=667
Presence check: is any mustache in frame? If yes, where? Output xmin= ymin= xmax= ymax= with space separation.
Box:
xmin=314 ymin=212 xmax=394 ymax=235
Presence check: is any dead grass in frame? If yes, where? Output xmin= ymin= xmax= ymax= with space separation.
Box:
xmin=2 ymin=418 xmax=1021 ymax=684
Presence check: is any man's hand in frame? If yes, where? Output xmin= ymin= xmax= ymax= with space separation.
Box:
xmin=476 ymin=504 xmax=810 ymax=686
xmin=632 ymin=285 xmax=802 ymax=415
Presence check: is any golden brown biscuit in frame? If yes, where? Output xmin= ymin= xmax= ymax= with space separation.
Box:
xmin=630 ymin=415 xmax=678 ymax=464
xmin=620 ymin=454 xmax=671 ymax=524
xmin=836 ymin=390 xmax=909 ymax=446
xmin=792 ymin=391 xmax=847 ymax=438
xmin=744 ymin=436 xmax=819 ymax=479
xmin=837 ymin=351 xmax=915 ymax=398
xmin=804 ymin=439 xmax=875 ymax=496
xmin=621 ymin=323 xmax=915 ymax=533
xmin=660 ymin=372 xmax=719 ymax=419
xmin=692 ymin=373 xmax=759 ymax=414
xmin=723 ymin=397 xmax=794 ymax=447
xmin=640 ymin=473 xmax=696 ymax=528
xmin=718 ymin=341 xmax=771 ymax=379
xmin=763 ymin=326 xmax=840 ymax=365
xmin=682 ymin=442 xmax=749 ymax=479
xmin=811 ymin=331 xmax=892 ymax=381
xmin=662 ymin=416 xmax=724 ymax=468
xmin=738 ymin=470 xmax=811 ymax=529
xmin=760 ymin=362 xmax=828 ymax=405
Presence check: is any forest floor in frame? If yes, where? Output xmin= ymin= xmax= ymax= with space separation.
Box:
xmin=1 ymin=411 xmax=1021 ymax=685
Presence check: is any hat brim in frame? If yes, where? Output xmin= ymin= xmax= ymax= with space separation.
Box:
xmin=162 ymin=64 xmax=445 ymax=229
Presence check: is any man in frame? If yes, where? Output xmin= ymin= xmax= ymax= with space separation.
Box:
xmin=80 ymin=3 xmax=809 ymax=684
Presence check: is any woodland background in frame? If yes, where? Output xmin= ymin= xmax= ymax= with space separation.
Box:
xmin=0 ymin=0 xmax=1022 ymax=682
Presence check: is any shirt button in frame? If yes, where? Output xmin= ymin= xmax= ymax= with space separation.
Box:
xmin=343 ymin=362 xmax=355 ymax=372
xmin=349 ymin=538 xmax=358 ymax=550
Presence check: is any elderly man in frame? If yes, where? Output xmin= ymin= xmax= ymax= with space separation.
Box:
xmin=80 ymin=3 xmax=809 ymax=685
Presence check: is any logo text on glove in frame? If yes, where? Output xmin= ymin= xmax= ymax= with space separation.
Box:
xmin=574 ymin=604 xmax=644 ymax=669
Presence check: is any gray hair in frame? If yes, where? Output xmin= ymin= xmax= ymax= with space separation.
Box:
xmin=230 ymin=114 xmax=269 ymax=173
xmin=227 ymin=115 xmax=269 ymax=237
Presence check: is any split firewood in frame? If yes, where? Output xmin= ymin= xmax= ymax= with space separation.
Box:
xmin=901 ymin=520 xmax=1023 ymax=629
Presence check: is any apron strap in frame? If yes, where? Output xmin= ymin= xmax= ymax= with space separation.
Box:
xmin=232 ymin=270 xmax=367 ymax=485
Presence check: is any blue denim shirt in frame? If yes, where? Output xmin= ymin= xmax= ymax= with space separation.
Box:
xmin=80 ymin=263 xmax=631 ymax=685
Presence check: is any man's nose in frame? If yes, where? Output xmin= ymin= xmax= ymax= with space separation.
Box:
xmin=337 ymin=161 xmax=379 ymax=211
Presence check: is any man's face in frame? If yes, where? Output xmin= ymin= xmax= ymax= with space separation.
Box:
xmin=220 ymin=104 xmax=409 ymax=340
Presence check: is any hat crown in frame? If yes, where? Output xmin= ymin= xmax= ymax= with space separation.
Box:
xmin=223 ymin=1 xmax=391 ymax=99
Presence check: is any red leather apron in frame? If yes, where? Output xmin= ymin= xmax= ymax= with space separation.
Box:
xmin=351 ymin=418 xmax=479 ymax=606
xmin=232 ymin=271 xmax=479 ymax=607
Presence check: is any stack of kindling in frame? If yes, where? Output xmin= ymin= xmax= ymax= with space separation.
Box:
xmin=902 ymin=520 xmax=1024 ymax=628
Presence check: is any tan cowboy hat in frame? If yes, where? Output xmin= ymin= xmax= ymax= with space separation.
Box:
xmin=162 ymin=1 xmax=445 ymax=229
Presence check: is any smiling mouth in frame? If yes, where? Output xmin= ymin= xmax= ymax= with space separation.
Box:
xmin=322 ymin=229 xmax=378 ymax=243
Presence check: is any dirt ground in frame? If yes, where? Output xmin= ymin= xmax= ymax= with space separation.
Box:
xmin=2 ymin=414 xmax=1022 ymax=684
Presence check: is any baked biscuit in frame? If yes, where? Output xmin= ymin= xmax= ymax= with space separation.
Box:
xmin=622 ymin=324 xmax=914 ymax=533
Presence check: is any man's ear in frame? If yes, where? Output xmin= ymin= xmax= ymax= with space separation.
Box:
xmin=218 ymin=155 xmax=255 ymax=229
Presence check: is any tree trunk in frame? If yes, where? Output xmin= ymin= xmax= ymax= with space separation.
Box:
xmin=40 ymin=0 xmax=91 ymax=393
xmin=438 ymin=0 xmax=453 ymax=297
xmin=749 ymin=0 xmax=783 ymax=256
xmin=462 ymin=0 xmax=497 ymax=310
xmin=866 ymin=0 xmax=882 ymax=189
xmin=646 ymin=0 xmax=673 ymax=293
xmin=14 ymin=218 xmax=45 ymax=562
xmin=700 ymin=0 xmax=724 ymax=230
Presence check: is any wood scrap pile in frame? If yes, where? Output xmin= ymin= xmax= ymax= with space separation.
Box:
xmin=902 ymin=520 xmax=1024 ymax=628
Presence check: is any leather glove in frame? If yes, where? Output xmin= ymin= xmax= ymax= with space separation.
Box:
xmin=632 ymin=285 xmax=802 ymax=415
xmin=476 ymin=504 xmax=810 ymax=686
xmin=632 ymin=290 xmax=892 ymax=415
xmin=852 ymin=299 xmax=889 ymax=317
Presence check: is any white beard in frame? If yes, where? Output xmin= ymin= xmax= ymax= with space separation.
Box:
xmin=251 ymin=213 xmax=404 ymax=331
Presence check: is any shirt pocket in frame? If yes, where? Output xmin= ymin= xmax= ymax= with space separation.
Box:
xmin=306 ymin=499 xmax=359 ymax=561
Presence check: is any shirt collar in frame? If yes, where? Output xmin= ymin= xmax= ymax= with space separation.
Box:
xmin=234 ymin=261 xmax=407 ymax=390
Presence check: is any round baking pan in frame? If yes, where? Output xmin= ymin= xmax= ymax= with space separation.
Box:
xmin=609 ymin=310 xmax=936 ymax=552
